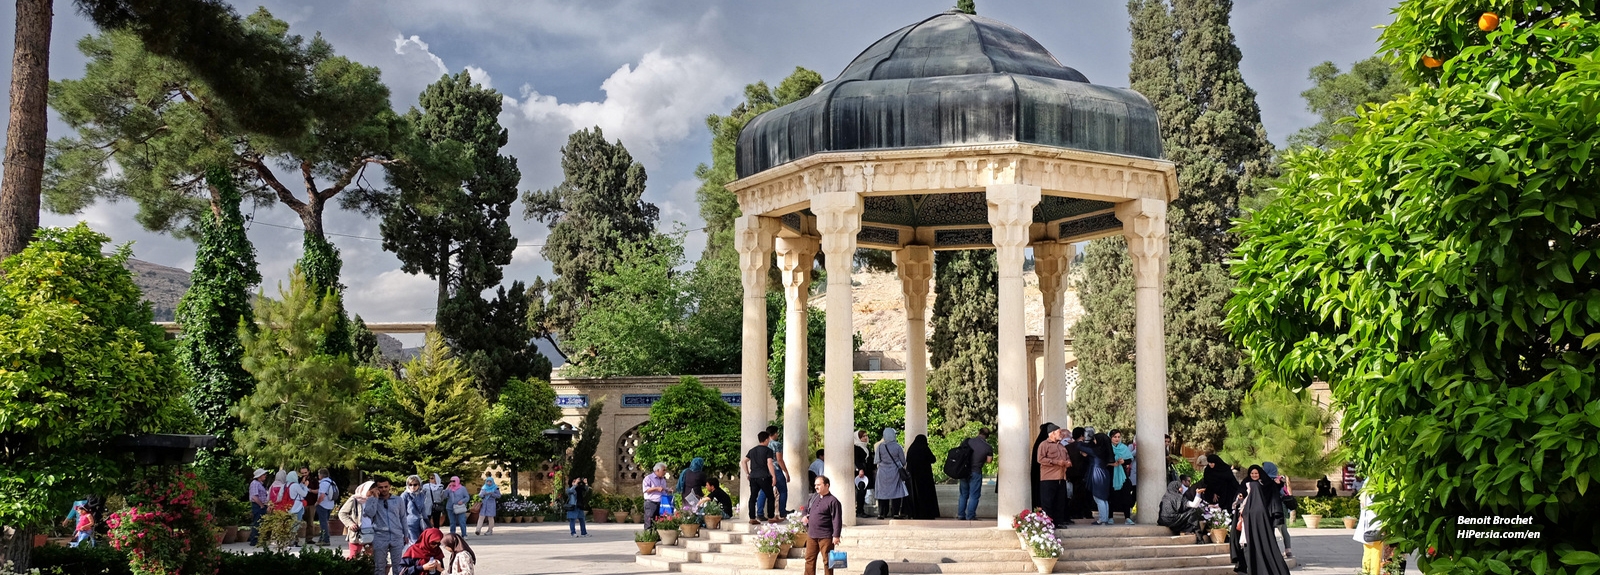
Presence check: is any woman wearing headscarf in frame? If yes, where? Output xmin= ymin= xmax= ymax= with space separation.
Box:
xmin=475 ymin=474 xmax=500 ymax=536
xmin=677 ymin=457 xmax=708 ymax=500
xmin=1029 ymin=423 xmax=1051 ymax=509
xmin=1088 ymin=432 xmax=1113 ymax=524
xmin=1109 ymin=430 xmax=1137 ymax=525
xmin=1202 ymin=454 xmax=1239 ymax=509
xmin=444 ymin=476 xmax=470 ymax=539
xmin=425 ymin=474 xmax=446 ymax=528
xmin=873 ymin=428 xmax=908 ymax=520
xmin=268 ymin=468 xmax=292 ymax=512
xmin=402 ymin=475 xmax=429 ymax=544
xmin=904 ymin=434 xmax=940 ymax=520
xmin=397 ymin=527 xmax=445 ymax=575
xmin=1157 ymin=479 xmax=1205 ymax=540
xmin=286 ymin=470 xmax=309 ymax=546
xmin=441 ymin=532 xmax=476 ymax=575
xmin=1228 ymin=469 xmax=1291 ymax=575
xmin=339 ymin=480 xmax=375 ymax=558
xmin=853 ymin=431 xmax=874 ymax=518
xmin=1261 ymin=462 xmax=1293 ymax=560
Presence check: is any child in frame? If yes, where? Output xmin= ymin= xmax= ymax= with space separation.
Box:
xmin=69 ymin=502 xmax=95 ymax=548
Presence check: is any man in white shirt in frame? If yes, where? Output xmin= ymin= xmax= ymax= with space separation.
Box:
xmin=317 ymin=469 xmax=339 ymax=546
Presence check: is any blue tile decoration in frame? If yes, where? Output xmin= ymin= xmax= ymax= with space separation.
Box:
xmin=622 ymin=393 xmax=741 ymax=408
xmin=555 ymin=395 xmax=588 ymax=408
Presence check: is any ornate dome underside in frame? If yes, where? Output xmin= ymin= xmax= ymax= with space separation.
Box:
xmin=736 ymin=11 xmax=1164 ymax=179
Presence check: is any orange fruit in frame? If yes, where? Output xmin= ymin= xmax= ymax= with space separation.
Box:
xmin=1478 ymin=12 xmax=1500 ymax=31
xmin=1422 ymin=56 xmax=1443 ymax=68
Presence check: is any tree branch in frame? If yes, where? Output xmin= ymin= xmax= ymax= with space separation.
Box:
xmin=242 ymin=155 xmax=306 ymax=213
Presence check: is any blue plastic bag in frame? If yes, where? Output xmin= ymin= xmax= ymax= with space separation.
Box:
xmin=827 ymin=550 xmax=847 ymax=569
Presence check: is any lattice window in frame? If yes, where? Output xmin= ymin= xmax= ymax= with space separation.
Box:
xmin=617 ymin=424 xmax=646 ymax=483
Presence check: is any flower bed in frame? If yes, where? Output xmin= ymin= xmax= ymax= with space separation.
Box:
xmin=105 ymin=469 xmax=219 ymax=575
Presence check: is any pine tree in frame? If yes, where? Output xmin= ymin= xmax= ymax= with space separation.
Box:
xmin=1218 ymin=382 xmax=1337 ymax=478
xmin=928 ymin=250 xmax=999 ymax=433
xmin=235 ymin=268 xmax=364 ymax=469
xmin=523 ymin=128 xmax=659 ymax=346
xmin=178 ymin=168 xmax=261 ymax=466
xmin=1286 ymin=57 xmax=1409 ymax=151
xmin=366 ymin=333 xmax=489 ymax=477
xmin=349 ymin=314 xmax=384 ymax=367
xmin=1070 ymin=0 xmax=1272 ymax=450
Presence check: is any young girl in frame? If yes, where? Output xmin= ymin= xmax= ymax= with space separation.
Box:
xmin=69 ymin=502 xmax=94 ymax=548
xmin=440 ymin=533 xmax=475 ymax=575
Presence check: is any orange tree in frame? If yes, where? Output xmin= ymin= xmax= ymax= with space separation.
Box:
xmin=1228 ymin=2 xmax=1600 ymax=572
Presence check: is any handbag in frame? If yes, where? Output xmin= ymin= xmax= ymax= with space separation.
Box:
xmin=1362 ymin=528 xmax=1383 ymax=543
xmin=827 ymin=550 xmax=848 ymax=569
xmin=891 ymin=450 xmax=911 ymax=484
xmin=1281 ymin=494 xmax=1299 ymax=511
xmin=452 ymin=502 xmax=468 ymax=515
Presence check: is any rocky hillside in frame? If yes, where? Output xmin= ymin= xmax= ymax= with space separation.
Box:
xmin=820 ymin=270 xmax=1084 ymax=353
xmin=125 ymin=258 xmax=191 ymax=321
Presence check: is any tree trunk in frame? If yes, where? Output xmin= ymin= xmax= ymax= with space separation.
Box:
xmin=0 ymin=0 xmax=53 ymax=261
xmin=510 ymin=462 xmax=518 ymax=496
xmin=2 ymin=525 xmax=35 ymax=573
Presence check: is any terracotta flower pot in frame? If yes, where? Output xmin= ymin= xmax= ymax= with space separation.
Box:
xmin=331 ymin=521 xmax=346 ymax=535
xmin=1303 ymin=514 xmax=1323 ymax=529
xmin=1210 ymin=529 xmax=1228 ymax=544
xmin=593 ymin=509 xmax=610 ymax=523
xmin=659 ymin=529 xmax=679 ymax=545
xmin=637 ymin=541 xmax=656 ymax=555
xmin=756 ymin=551 xmax=780 ymax=569
xmin=779 ymin=542 xmax=792 ymax=556
xmin=532 ymin=516 xmax=544 ymax=523
xmin=705 ymin=515 xmax=723 ymax=530
xmin=680 ymin=523 xmax=700 ymax=538
xmin=613 ymin=510 xmax=628 ymax=523
xmin=1031 ymin=557 xmax=1057 ymax=574
xmin=222 ymin=526 xmax=239 ymax=544
xmin=1343 ymin=517 xmax=1358 ymax=529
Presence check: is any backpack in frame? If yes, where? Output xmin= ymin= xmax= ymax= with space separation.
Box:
xmin=268 ymin=485 xmax=293 ymax=512
xmin=944 ymin=439 xmax=974 ymax=479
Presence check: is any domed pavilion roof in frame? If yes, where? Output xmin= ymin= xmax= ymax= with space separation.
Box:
xmin=736 ymin=10 xmax=1164 ymax=178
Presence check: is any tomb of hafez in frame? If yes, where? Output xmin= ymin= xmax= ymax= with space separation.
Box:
xmin=726 ymin=10 xmax=1177 ymax=529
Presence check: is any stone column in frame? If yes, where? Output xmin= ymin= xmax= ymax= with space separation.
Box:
xmin=736 ymin=214 xmax=778 ymax=511
xmin=776 ymin=236 xmax=817 ymax=503
xmin=986 ymin=184 xmax=1041 ymax=529
xmin=1116 ymin=198 xmax=1169 ymax=525
xmin=894 ymin=245 xmax=934 ymax=441
xmin=813 ymin=192 xmax=863 ymax=525
xmin=1033 ymin=243 xmax=1073 ymax=425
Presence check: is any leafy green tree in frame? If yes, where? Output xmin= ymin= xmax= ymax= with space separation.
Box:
xmin=955 ymin=0 xmax=976 ymax=14
xmin=928 ymin=250 xmax=999 ymax=433
xmin=1285 ymin=57 xmax=1409 ymax=151
xmin=1218 ymin=382 xmax=1337 ymax=478
xmin=485 ymin=377 xmax=562 ymax=493
xmin=1071 ymin=0 xmax=1271 ymax=450
xmin=0 ymin=224 xmax=188 ymax=533
xmin=177 ymin=168 xmax=261 ymax=471
xmin=566 ymin=400 xmax=605 ymax=485
xmin=1228 ymin=4 xmax=1600 ymax=570
xmin=522 ymin=127 xmax=659 ymax=348
xmin=235 ymin=268 xmax=364 ymax=469
xmin=366 ymin=333 xmax=489 ymax=477
xmin=768 ymin=306 xmax=826 ymax=403
xmin=634 ymin=377 xmax=741 ymax=476
xmin=367 ymin=71 xmax=533 ymax=396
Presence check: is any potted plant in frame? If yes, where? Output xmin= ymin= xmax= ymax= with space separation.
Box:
xmin=784 ymin=510 xmax=806 ymax=547
xmin=1011 ymin=508 xmax=1056 ymax=550
xmin=1022 ymin=527 xmax=1063 ymax=573
xmin=702 ymin=499 xmax=724 ymax=530
xmin=1202 ymin=505 xmax=1231 ymax=544
xmin=612 ymin=504 xmax=629 ymax=523
xmin=679 ymin=510 xmax=701 ymax=538
xmin=635 ymin=529 xmax=660 ymax=555
xmin=1300 ymin=497 xmax=1330 ymax=529
xmin=655 ymin=515 xmax=681 ymax=546
xmin=752 ymin=523 xmax=787 ymax=569
xmin=591 ymin=493 xmax=611 ymax=523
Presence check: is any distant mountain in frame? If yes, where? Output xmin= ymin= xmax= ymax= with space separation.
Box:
xmin=125 ymin=258 xmax=192 ymax=321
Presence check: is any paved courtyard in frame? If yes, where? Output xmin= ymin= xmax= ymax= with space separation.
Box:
xmin=220 ymin=522 xmax=1412 ymax=575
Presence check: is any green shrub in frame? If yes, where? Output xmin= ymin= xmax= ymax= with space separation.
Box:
xmin=634 ymin=377 xmax=740 ymax=476
xmin=254 ymin=511 xmax=298 ymax=552
xmin=219 ymin=548 xmax=372 ymax=575
xmin=31 ymin=545 xmax=133 ymax=575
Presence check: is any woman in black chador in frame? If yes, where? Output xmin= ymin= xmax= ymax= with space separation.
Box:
xmin=1229 ymin=466 xmax=1291 ymax=575
xmin=905 ymin=435 xmax=941 ymax=519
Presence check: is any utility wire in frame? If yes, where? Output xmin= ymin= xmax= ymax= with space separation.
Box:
xmin=244 ymin=216 xmax=708 ymax=248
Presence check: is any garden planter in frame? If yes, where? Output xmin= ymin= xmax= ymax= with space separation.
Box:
xmin=533 ymin=516 xmax=544 ymax=523
xmin=778 ymin=542 xmax=792 ymax=556
xmin=636 ymin=541 xmax=656 ymax=555
xmin=756 ymin=551 xmax=780 ymax=569
xmin=613 ymin=510 xmax=628 ymax=523
xmin=593 ymin=509 xmax=610 ymax=523
xmin=659 ymin=529 xmax=679 ymax=545
xmin=222 ymin=526 xmax=239 ymax=544
xmin=1343 ymin=517 xmax=1358 ymax=529
xmin=1303 ymin=514 xmax=1323 ymax=529
xmin=1210 ymin=529 xmax=1228 ymax=544
xmin=791 ymin=531 xmax=806 ymax=547
xmin=1031 ymin=557 xmax=1058 ymax=574
xmin=705 ymin=515 xmax=723 ymax=530
xmin=468 ymin=512 xmax=479 ymax=524
xmin=680 ymin=523 xmax=700 ymax=538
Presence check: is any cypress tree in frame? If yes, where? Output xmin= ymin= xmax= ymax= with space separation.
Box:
xmin=567 ymin=400 xmax=605 ymax=484
xmin=955 ymin=0 xmax=976 ymax=15
xmin=177 ymin=168 xmax=261 ymax=465
xmin=928 ymin=250 xmax=999 ymax=433
xmin=1070 ymin=0 xmax=1272 ymax=450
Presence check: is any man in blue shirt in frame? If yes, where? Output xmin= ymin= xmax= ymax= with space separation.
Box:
xmin=361 ymin=478 xmax=405 ymax=575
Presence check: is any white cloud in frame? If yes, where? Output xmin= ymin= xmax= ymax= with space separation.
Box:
xmin=463 ymin=65 xmax=494 ymax=91
xmin=505 ymin=49 xmax=739 ymax=167
xmin=393 ymin=34 xmax=449 ymax=77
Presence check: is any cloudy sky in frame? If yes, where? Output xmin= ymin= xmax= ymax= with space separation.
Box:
xmin=2 ymin=0 xmax=1398 ymax=341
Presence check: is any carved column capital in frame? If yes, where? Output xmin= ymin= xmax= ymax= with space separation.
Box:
xmin=775 ymin=236 xmax=818 ymax=300
xmin=986 ymin=185 xmax=1042 ymax=251
xmin=1033 ymin=242 xmax=1073 ymax=315
xmin=894 ymin=245 xmax=934 ymax=320
xmin=1115 ymin=198 xmax=1169 ymax=288
xmin=811 ymin=192 xmax=863 ymax=261
xmin=735 ymin=215 xmax=779 ymax=293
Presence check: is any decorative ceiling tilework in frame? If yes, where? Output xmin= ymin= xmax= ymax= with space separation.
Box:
xmin=916 ymin=192 xmax=990 ymax=226
xmin=934 ymin=228 xmax=993 ymax=247
xmin=781 ymin=212 xmax=802 ymax=231
xmin=862 ymin=195 xmax=918 ymax=226
xmin=1058 ymin=213 xmax=1122 ymax=239
xmin=857 ymin=226 xmax=901 ymax=246
xmin=1035 ymin=196 xmax=1113 ymax=222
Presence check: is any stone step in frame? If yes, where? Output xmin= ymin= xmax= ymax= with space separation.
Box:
xmin=839 ymin=534 xmax=1194 ymax=550
xmin=682 ymin=539 xmax=726 ymax=553
xmin=712 ymin=541 xmax=1226 ymax=564
xmin=656 ymin=546 xmax=703 ymax=562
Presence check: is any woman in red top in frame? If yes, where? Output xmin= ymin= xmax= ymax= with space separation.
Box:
xmin=398 ymin=528 xmax=445 ymax=575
